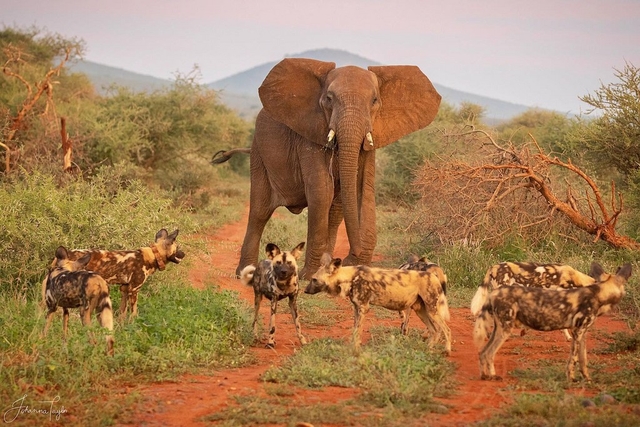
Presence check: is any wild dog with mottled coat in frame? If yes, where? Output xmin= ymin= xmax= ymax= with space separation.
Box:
xmin=44 ymin=246 xmax=115 ymax=355
xmin=43 ymin=229 xmax=184 ymax=319
xmin=470 ymin=261 xmax=605 ymax=340
xmin=474 ymin=263 xmax=631 ymax=382
xmin=241 ymin=242 xmax=307 ymax=348
xmin=306 ymin=253 xmax=451 ymax=354
xmin=398 ymin=255 xmax=448 ymax=335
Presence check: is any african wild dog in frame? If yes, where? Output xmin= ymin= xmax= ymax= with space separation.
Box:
xmin=398 ymin=255 xmax=448 ymax=335
xmin=306 ymin=253 xmax=452 ymax=354
xmin=42 ymin=229 xmax=184 ymax=319
xmin=470 ymin=261 xmax=605 ymax=340
xmin=44 ymin=246 xmax=115 ymax=355
xmin=474 ymin=263 xmax=631 ymax=382
xmin=240 ymin=242 xmax=307 ymax=348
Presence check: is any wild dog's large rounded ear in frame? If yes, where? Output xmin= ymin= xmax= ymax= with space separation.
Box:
xmin=265 ymin=243 xmax=281 ymax=259
xmin=291 ymin=242 xmax=305 ymax=258
xmin=330 ymin=258 xmax=343 ymax=271
xmin=168 ymin=229 xmax=179 ymax=242
xmin=617 ymin=264 xmax=632 ymax=280
xmin=589 ymin=262 xmax=605 ymax=279
xmin=55 ymin=246 xmax=69 ymax=260
xmin=320 ymin=252 xmax=333 ymax=267
xmin=76 ymin=252 xmax=92 ymax=269
xmin=155 ymin=229 xmax=169 ymax=242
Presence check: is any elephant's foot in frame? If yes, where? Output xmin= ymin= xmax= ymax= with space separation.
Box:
xmin=342 ymin=254 xmax=372 ymax=267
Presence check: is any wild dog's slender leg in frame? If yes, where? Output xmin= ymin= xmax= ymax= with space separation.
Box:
xmin=62 ymin=307 xmax=70 ymax=339
xmin=288 ymin=294 xmax=307 ymax=345
xmin=80 ymin=306 xmax=91 ymax=326
xmin=567 ymin=325 xmax=591 ymax=382
xmin=351 ymin=302 xmax=368 ymax=351
xmin=119 ymin=285 xmax=129 ymax=317
xmin=43 ymin=309 xmax=56 ymax=336
xmin=479 ymin=317 xmax=511 ymax=380
xmin=252 ymin=292 xmax=263 ymax=342
xmin=399 ymin=308 xmax=411 ymax=335
xmin=128 ymin=290 xmax=140 ymax=318
xmin=266 ymin=297 xmax=278 ymax=348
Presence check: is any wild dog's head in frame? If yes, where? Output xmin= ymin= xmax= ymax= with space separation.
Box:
xmin=52 ymin=246 xmax=92 ymax=273
xmin=305 ymin=252 xmax=346 ymax=296
xmin=265 ymin=242 xmax=305 ymax=283
xmin=153 ymin=229 xmax=185 ymax=269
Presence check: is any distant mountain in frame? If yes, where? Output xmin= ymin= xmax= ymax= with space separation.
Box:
xmin=69 ymin=48 xmax=533 ymax=122
xmin=68 ymin=60 xmax=171 ymax=93
xmin=208 ymin=49 xmax=531 ymax=122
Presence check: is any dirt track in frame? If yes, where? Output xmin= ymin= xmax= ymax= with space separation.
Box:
xmin=125 ymin=210 xmax=630 ymax=426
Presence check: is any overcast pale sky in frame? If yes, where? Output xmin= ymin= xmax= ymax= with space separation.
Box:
xmin=4 ymin=0 xmax=640 ymax=114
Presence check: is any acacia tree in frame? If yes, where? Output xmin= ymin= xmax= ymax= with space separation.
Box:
xmin=413 ymin=126 xmax=640 ymax=250
xmin=576 ymin=61 xmax=640 ymax=176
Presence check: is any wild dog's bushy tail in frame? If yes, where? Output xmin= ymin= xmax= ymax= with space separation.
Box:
xmin=240 ymin=265 xmax=256 ymax=286
xmin=470 ymin=269 xmax=493 ymax=316
xmin=473 ymin=303 xmax=492 ymax=348
xmin=438 ymin=292 xmax=451 ymax=322
xmin=96 ymin=290 xmax=115 ymax=356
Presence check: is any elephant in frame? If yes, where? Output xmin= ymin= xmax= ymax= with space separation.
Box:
xmin=212 ymin=58 xmax=441 ymax=279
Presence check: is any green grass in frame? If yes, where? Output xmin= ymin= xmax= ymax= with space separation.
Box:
xmin=207 ymin=328 xmax=455 ymax=425
xmin=0 ymin=273 xmax=255 ymax=426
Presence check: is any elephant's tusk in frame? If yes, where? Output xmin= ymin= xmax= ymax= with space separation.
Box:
xmin=327 ymin=129 xmax=335 ymax=143
xmin=366 ymin=132 xmax=374 ymax=147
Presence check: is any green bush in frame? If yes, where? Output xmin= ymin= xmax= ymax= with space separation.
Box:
xmin=0 ymin=171 xmax=190 ymax=293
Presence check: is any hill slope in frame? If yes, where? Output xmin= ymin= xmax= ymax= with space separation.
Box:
xmin=69 ymin=48 xmax=533 ymax=121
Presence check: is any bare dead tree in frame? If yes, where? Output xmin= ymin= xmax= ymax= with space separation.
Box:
xmin=60 ymin=117 xmax=73 ymax=172
xmin=414 ymin=126 xmax=640 ymax=250
xmin=1 ymin=43 xmax=74 ymax=173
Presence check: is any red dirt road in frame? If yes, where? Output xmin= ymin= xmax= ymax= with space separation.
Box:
xmin=125 ymin=210 xmax=631 ymax=427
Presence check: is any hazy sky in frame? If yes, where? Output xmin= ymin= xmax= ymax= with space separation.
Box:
xmin=4 ymin=0 xmax=640 ymax=114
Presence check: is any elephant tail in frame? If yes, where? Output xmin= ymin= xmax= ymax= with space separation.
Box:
xmin=240 ymin=265 xmax=256 ymax=287
xmin=210 ymin=147 xmax=251 ymax=165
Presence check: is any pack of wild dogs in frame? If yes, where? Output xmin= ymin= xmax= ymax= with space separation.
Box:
xmin=247 ymin=242 xmax=632 ymax=383
xmin=40 ymin=230 xmax=631 ymax=383
xmin=42 ymin=229 xmax=185 ymax=355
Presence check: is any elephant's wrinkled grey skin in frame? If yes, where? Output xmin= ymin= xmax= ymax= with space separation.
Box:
xmin=216 ymin=58 xmax=441 ymax=279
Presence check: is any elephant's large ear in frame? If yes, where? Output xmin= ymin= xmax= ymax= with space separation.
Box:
xmin=369 ymin=65 xmax=441 ymax=149
xmin=259 ymin=58 xmax=336 ymax=146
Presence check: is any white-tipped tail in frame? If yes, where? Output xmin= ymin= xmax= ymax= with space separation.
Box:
xmin=473 ymin=311 xmax=490 ymax=348
xmin=98 ymin=294 xmax=114 ymax=331
xmin=438 ymin=293 xmax=451 ymax=322
xmin=240 ymin=265 xmax=256 ymax=286
xmin=470 ymin=285 xmax=488 ymax=316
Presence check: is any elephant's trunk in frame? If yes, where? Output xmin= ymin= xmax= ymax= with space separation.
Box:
xmin=334 ymin=119 xmax=368 ymax=261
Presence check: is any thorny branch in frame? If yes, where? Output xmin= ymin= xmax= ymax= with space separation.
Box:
xmin=413 ymin=126 xmax=640 ymax=250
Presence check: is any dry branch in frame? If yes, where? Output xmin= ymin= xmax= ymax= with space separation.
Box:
xmin=414 ymin=128 xmax=640 ymax=250
xmin=2 ymin=45 xmax=72 ymax=173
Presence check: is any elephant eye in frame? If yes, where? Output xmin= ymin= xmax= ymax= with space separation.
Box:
xmin=372 ymin=96 xmax=379 ymax=106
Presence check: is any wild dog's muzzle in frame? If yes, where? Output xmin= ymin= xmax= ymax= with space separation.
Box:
xmin=169 ymin=249 xmax=186 ymax=264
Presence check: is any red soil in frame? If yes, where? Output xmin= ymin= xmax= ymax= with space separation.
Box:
xmin=124 ymin=209 xmax=631 ymax=427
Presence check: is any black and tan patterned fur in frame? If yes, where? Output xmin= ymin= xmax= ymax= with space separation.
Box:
xmin=398 ymin=255 xmax=448 ymax=335
xmin=240 ymin=242 xmax=306 ymax=348
xmin=43 ymin=229 xmax=184 ymax=319
xmin=473 ymin=263 xmax=631 ymax=382
xmin=306 ymin=253 xmax=451 ymax=354
xmin=44 ymin=246 xmax=115 ymax=355
xmin=471 ymin=261 xmax=605 ymax=340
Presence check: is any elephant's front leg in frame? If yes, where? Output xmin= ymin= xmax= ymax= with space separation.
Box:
xmin=299 ymin=176 xmax=334 ymax=280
